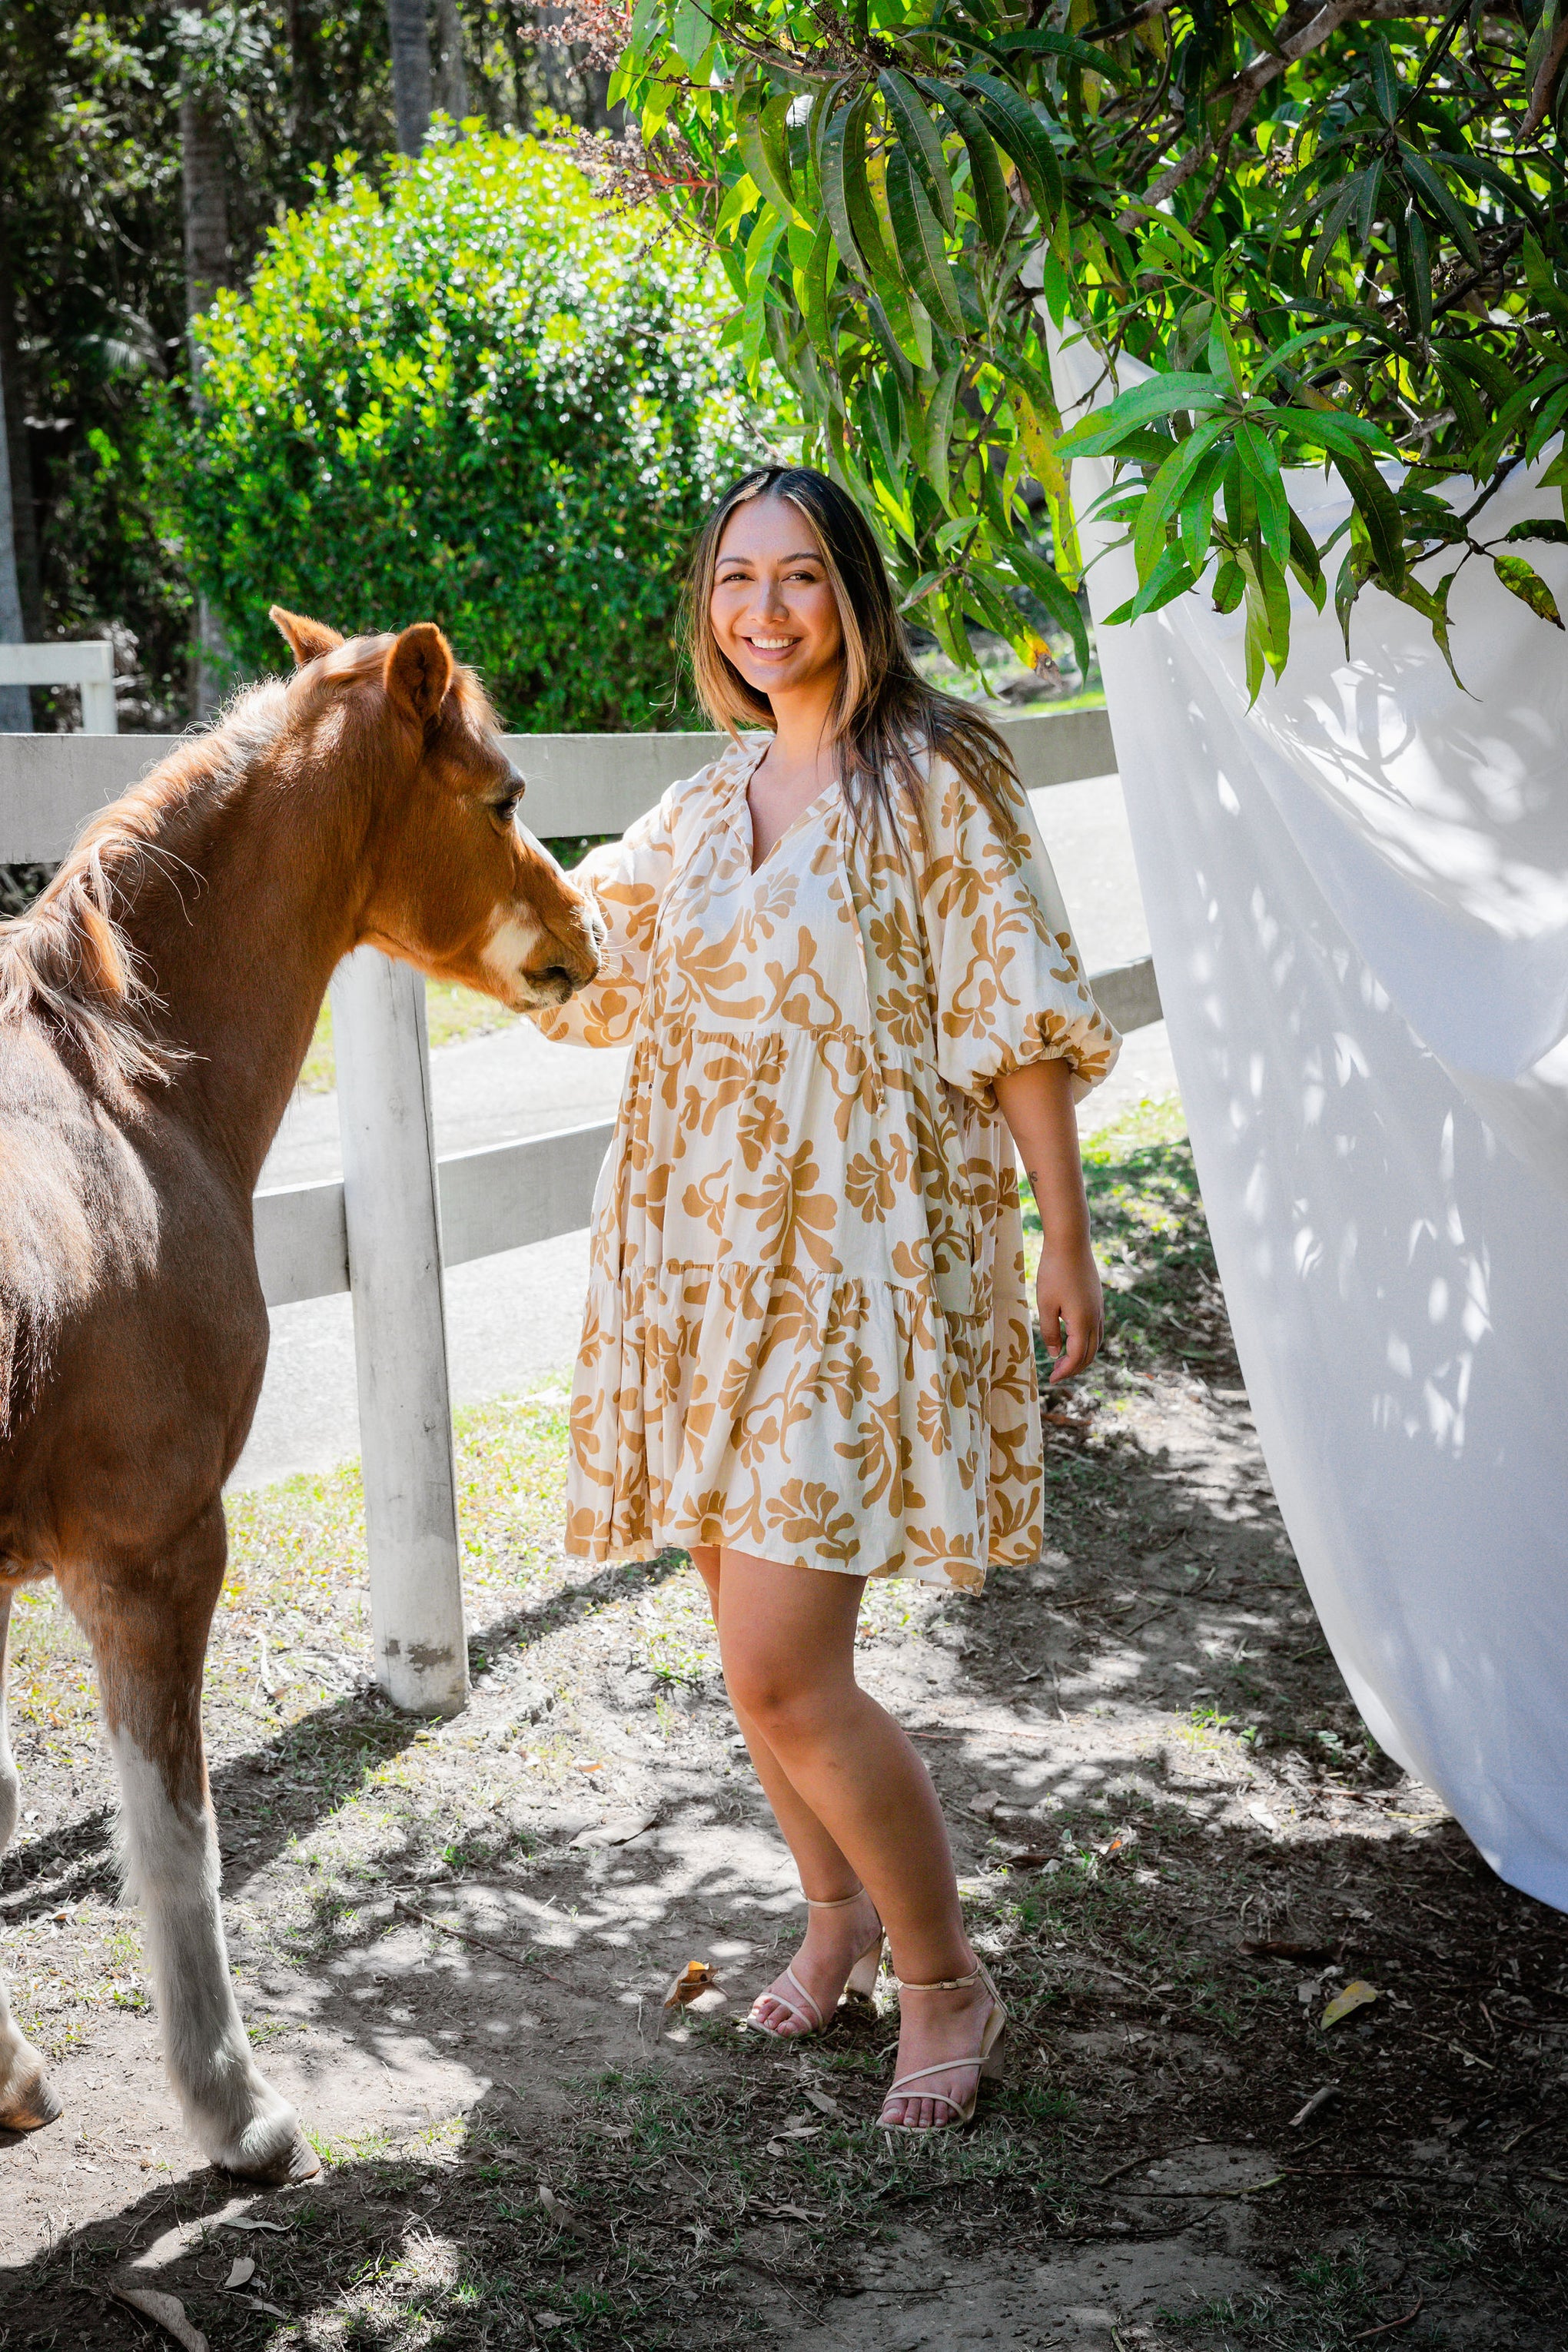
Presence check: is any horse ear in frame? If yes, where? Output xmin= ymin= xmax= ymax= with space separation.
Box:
xmin=271 ymin=607 xmax=344 ymax=668
xmin=384 ymin=622 xmax=454 ymax=727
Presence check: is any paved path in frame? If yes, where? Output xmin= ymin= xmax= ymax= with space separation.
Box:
xmin=234 ymin=778 xmax=1178 ymax=1488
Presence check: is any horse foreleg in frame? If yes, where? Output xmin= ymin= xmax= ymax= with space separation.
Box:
xmin=64 ymin=1513 xmax=318 ymax=2184
xmin=0 ymin=1586 xmax=62 ymax=2131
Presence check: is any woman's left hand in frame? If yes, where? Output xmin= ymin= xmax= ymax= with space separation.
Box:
xmin=1037 ymin=1238 xmax=1104 ymax=1384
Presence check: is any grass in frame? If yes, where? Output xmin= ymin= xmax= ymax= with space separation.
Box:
xmin=297 ymin=978 xmax=521 ymax=1093
xmin=10 ymin=1100 xmax=1568 ymax=2347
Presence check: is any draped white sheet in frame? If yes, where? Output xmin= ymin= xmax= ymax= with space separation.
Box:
xmin=1049 ymin=328 xmax=1568 ymax=1906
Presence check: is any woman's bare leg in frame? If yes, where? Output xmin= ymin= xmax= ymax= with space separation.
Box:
xmin=693 ymin=1548 xmax=876 ymax=2036
xmin=697 ymin=1546 xmax=996 ymax=2126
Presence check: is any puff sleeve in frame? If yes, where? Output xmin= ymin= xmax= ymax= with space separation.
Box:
xmin=526 ymin=788 xmax=680 ymax=1049
xmin=918 ymin=759 xmax=1121 ymax=1108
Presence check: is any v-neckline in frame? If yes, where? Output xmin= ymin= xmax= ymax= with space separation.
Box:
xmin=740 ymin=743 xmax=838 ymax=879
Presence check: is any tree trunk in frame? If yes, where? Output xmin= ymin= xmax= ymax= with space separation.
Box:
xmin=0 ymin=334 xmax=31 ymax=733
xmin=0 ymin=224 xmax=42 ymax=649
xmin=181 ymin=85 xmax=231 ymax=719
xmin=387 ymin=0 xmax=433 ymax=156
xmin=434 ymin=0 xmax=470 ymax=122
xmin=180 ymin=90 xmax=230 ymax=323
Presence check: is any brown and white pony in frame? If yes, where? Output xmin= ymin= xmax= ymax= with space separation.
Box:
xmin=0 ymin=610 xmax=600 ymax=2183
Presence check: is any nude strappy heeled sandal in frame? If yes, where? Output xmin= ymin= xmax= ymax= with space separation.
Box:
xmin=746 ymin=1889 xmax=885 ymax=2041
xmin=878 ymin=1958 xmax=1008 ymax=2131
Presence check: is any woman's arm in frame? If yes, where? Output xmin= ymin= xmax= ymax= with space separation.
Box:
xmin=994 ymin=1058 xmax=1103 ymax=1384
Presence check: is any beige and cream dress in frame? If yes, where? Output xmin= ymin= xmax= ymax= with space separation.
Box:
xmin=532 ymin=734 xmax=1118 ymax=1593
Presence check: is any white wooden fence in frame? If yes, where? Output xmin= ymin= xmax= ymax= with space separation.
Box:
xmin=0 ymin=642 xmax=118 ymax=734
xmin=0 ymin=706 xmax=1154 ymax=1716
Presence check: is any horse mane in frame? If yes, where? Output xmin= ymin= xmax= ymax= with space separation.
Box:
xmin=0 ymin=683 xmax=290 ymax=1091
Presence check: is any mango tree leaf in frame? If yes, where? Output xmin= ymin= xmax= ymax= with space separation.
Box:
xmin=885 ymin=148 xmax=966 ymax=336
xmin=1493 ymin=554 xmax=1565 ymax=627
xmin=925 ymin=81 xmax=1011 ymax=248
xmin=879 ymin=70 xmax=956 ymax=232
xmin=959 ymin=72 xmax=1064 ymax=228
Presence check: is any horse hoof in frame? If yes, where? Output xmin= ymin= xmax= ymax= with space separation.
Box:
xmin=218 ymin=2127 xmax=321 ymax=2186
xmin=0 ymin=2067 xmax=63 ymax=2133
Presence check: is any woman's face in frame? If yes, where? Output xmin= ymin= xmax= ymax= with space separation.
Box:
xmin=709 ymin=496 xmax=844 ymax=703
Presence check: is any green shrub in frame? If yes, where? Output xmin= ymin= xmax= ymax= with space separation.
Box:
xmin=165 ymin=129 xmax=775 ymax=731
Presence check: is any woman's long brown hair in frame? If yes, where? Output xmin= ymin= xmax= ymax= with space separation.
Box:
xmin=684 ymin=465 xmax=1022 ymax=845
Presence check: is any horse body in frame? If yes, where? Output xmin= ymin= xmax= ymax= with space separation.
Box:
xmin=0 ymin=610 xmax=600 ymax=2179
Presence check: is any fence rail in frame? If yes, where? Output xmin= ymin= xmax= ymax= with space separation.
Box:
xmin=0 ymin=641 xmax=117 ymax=735
xmin=2 ymin=703 xmax=1153 ymax=1716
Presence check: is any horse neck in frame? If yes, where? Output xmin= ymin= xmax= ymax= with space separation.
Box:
xmin=115 ymin=729 xmax=370 ymax=1195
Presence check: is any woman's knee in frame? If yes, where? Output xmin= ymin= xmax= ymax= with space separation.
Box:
xmin=723 ymin=1649 xmax=846 ymax=1746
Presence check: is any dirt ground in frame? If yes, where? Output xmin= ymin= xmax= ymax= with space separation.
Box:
xmin=3 ymin=1102 xmax=1567 ymax=2350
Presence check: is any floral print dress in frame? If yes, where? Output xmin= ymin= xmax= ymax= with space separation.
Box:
xmin=530 ymin=734 xmax=1119 ymax=1593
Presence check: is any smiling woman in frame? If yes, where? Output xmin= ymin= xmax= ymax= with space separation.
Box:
xmin=518 ymin=463 xmax=1121 ymax=2138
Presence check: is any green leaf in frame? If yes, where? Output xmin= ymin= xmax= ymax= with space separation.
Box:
xmin=1058 ymin=374 xmax=1228 ymax=454
xmin=793 ymin=214 xmax=835 ymax=352
xmin=1132 ymin=414 xmax=1231 ymax=581
xmin=1104 ymin=544 xmax=1198 ymax=626
xmin=921 ymin=359 xmax=962 ymax=504
xmin=959 ymin=73 xmax=1063 ymax=229
xmin=669 ymin=0 xmax=711 ymax=73
xmin=1338 ymin=449 xmax=1406 ymax=590
xmin=1494 ymin=554 xmax=1565 ymax=629
xmin=1180 ymin=445 xmax=1230 ymax=576
xmin=932 ymin=85 xmax=1010 ymax=248
xmin=1370 ymin=36 xmax=1400 ymax=126
xmin=1287 ymin=507 xmax=1327 ymax=611
xmin=878 ymin=71 xmax=956 ymax=233
xmin=1526 ymin=380 xmax=1568 ymax=466
xmin=991 ymin=26 xmax=1134 ymax=83
xmin=1006 ymin=537 xmax=1091 ymax=673
xmin=885 ymin=147 xmax=966 ymax=336
xmin=1400 ymin=148 xmax=1483 ymax=267
xmin=1234 ymin=417 xmax=1289 ymax=569
xmin=819 ymin=89 xmax=870 ymax=283
xmin=737 ymin=85 xmax=797 ymax=221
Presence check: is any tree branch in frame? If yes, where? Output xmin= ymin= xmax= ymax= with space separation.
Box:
xmin=1523 ymin=13 xmax=1568 ymax=140
xmin=1115 ymin=0 xmax=1448 ymax=231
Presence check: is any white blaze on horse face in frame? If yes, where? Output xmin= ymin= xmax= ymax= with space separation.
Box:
xmin=108 ymin=1727 xmax=303 ymax=2174
xmin=480 ymin=905 xmax=553 ymax=1005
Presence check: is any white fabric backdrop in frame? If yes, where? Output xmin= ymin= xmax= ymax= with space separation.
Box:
xmin=1048 ymin=328 xmax=1568 ymax=1908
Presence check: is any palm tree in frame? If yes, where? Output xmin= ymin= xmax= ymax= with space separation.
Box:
xmin=387 ymin=0 xmax=433 ymax=156
xmin=0 ymin=337 xmax=28 ymax=733
xmin=181 ymin=81 xmax=230 ymax=719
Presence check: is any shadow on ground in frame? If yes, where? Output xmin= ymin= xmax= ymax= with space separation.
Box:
xmin=5 ymin=1111 xmax=1568 ymax=2348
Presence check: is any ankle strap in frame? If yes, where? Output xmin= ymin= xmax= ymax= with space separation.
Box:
xmin=805 ymin=1888 xmax=868 ymax=1911
xmin=893 ymin=1964 xmax=983 ymax=1992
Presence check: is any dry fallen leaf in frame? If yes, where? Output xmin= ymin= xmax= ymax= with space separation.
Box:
xmin=224 ymin=2257 xmax=257 ymax=2289
xmin=108 ymin=2285 xmax=210 ymax=2352
xmin=537 ymin=2183 xmax=589 ymax=2235
xmin=663 ymin=1959 xmax=718 ymax=2009
xmin=571 ymin=1809 xmax=659 ymax=1850
xmin=1321 ymin=1978 xmax=1380 ymax=2029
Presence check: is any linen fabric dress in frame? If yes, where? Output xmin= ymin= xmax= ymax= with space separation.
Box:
xmin=532 ymin=734 xmax=1119 ymax=1593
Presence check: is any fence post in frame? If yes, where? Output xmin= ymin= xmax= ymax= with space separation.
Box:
xmin=331 ymin=948 xmax=469 ymax=1718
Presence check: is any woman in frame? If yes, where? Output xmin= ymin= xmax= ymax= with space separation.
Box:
xmin=530 ymin=467 xmax=1117 ymax=2130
